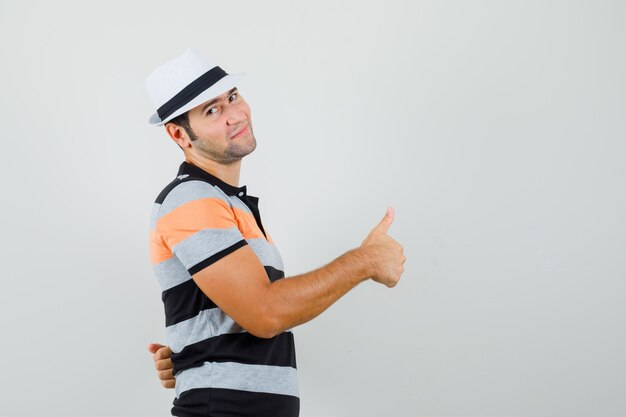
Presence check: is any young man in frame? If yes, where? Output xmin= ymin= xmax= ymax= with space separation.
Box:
xmin=145 ymin=48 xmax=405 ymax=417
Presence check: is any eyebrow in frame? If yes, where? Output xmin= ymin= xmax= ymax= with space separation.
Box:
xmin=199 ymin=87 xmax=238 ymax=114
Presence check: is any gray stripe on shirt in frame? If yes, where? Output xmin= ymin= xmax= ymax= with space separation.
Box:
xmin=153 ymin=256 xmax=192 ymax=291
xmin=150 ymin=203 xmax=161 ymax=230
xmin=173 ymin=227 xmax=244 ymax=271
xmin=157 ymin=180 xmax=231 ymax=220
xmin=247 ymin=238 xmax=285 ymax=272
xmin=175 ymin=360 xmax=299 ymax=398
xmin=166 ymin=308 xmax=244 ymax=353
xmin=230 ymin=196 xmax=253 ymax=214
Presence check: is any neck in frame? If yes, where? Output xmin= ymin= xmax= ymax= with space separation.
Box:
xmin=185 ymin=154 xmax=242 ymax=187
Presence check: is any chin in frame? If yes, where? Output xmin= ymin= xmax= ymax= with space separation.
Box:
xmin=244 ymin=135 xmax=257 ymax=154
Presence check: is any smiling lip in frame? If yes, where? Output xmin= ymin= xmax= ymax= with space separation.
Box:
xmin=230 ymin=125 xmax=249 ymax=140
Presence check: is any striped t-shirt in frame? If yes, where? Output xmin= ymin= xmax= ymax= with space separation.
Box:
xmin=150 ymin=162 xmax=299 ymax=417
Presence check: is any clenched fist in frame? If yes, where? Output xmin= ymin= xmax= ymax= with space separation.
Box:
xmin=360 ymin=207 xmax=406 ymax=287
xmin=148 ymin=343 xmax=175 ymax=389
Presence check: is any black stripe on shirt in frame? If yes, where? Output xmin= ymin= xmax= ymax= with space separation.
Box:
xmin=172 ymin=387 xmax=300 ymax=417
xmin=154 ymin=174 xmax=203 ymax=204
xmin=264 ymin=265 xmax=285 ymax=282
xmin=188 ymin=239 xmax=248 ymax=275
xmin=172 ymin=331 xmax=297 ymax=374
xmin=164 ymin=253 xmax=284 ymax=326
xmin=163 ymin=279 xmax=217 ymax=326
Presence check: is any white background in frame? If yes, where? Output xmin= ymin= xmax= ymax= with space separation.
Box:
xmin=1 ymin=1 xmax=625 ymax=416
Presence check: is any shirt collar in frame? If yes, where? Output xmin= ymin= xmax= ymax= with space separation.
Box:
xmin=178 ymin=161 xmax=248 ymax=197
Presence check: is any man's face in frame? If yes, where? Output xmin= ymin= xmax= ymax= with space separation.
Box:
xmin=184 ymin=87 xmax=256 ymax=164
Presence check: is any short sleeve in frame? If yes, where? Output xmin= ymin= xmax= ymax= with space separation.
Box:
xmin=153 ymin=180 xmax=247 ymax=275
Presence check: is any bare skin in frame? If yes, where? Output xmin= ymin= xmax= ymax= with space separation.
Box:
xmin=147 ymin=343 xmax=175 ymax=389
xmin=164 ymin=87 xmax=254 ymax=187
xmin=149 ymin=88 xmax=405 ymax=388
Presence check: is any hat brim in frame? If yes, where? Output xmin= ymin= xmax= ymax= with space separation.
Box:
xmin=148 ymin=72 xmax=245 ymax=126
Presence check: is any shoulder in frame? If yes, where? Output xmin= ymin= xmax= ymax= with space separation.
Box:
xmin=155 ymin=177 xmax=232 ymax=217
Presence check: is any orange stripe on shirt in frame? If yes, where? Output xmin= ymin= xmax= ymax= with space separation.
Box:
xmin=154 ymin=198 xmax=267 ymax=255
xmin=233 ymin=207 xmax=266 ymax=241
xmin=156 ymin=198 xmax=237 ymax=249
xmin=150 ymin=229 xmax=174 ymax=264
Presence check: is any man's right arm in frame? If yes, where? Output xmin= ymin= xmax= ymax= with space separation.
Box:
xmin=191 ymin=207 xmax=405 ymax=338
xmin=150 ymin=207 xmax=405 ymax=387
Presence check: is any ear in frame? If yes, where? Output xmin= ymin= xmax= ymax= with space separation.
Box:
xmin=165 ymin=123 xmax=192 ymax=149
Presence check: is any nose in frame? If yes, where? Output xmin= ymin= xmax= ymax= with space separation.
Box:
xmin=226 ymin=105 xmax=246 ymax=125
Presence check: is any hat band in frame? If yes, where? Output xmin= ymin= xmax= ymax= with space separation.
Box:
xmin=157 ymin=66 xmax=228 ymax=122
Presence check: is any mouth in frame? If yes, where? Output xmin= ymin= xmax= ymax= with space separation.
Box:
xmin=230 ymin=125 xmax=249 ymax=140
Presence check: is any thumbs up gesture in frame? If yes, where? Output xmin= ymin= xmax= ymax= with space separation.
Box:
xmin=360 ymin=207 xmax=406 ymax=288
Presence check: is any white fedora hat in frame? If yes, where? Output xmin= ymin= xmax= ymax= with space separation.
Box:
xmin=145 ymin=47 xmax=245 ymax=126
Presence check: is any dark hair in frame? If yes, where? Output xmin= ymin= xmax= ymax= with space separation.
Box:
xmin=167 ymin=111 xmax=198 ymax=141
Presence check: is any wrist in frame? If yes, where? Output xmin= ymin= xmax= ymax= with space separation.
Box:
xmin=347 ymin=246 xmax=376 ymax=282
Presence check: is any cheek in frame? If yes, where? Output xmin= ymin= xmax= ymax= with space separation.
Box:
xmin=195 ymin=126 xmax=223 ymax=142
xmin=242 ymin=104 xmax=252 ymax=124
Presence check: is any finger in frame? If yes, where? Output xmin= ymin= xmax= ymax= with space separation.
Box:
xmin=158 ymin=368 xmax=174 ymax=380
xmin=155 ymin=358 xmax=173 ymax=371
xmin=374 ymin=207 xmax=394 ymax=234
xmin=161 ymin=379 xmax=176 ymax=389
xmin=154 ymin=346 xmax=172 ymax=360
xmin=147 ymin=343 xmax=165 ymax=354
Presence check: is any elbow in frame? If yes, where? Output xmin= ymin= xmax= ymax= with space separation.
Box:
xmin=248 ymin=327 xmax=279 ymax=339
xmin=244 ymin=308 xmax=285 ymax=339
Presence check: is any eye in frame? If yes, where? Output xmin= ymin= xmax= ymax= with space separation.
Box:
xmin=229 ymin=92 xmax=238 ymax=102
xmin=206 ymin=107 xmax=219 ymax=116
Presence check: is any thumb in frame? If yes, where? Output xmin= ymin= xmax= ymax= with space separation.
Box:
xmin=147 ymin=343 xmax=165 ymax=354
xmin=374 ymin=207 xmax=394 ymax=234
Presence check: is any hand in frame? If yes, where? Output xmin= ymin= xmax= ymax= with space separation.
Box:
xmin=360 ymin=207 xmax=406 ymax=287
xmin=148 ymin=343 xmax=175 ymax=389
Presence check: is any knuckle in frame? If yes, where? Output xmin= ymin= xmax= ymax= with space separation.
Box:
xmin=156 ymin=346 xmax=171 ymax=359
xmin=156 ymin=359 xmax=170 ymax=370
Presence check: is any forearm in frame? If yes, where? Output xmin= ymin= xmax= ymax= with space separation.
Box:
xmin=261 ymin=246 xmax=374 ymax=336
xmin=189 ymin=208 xmax=403 ymax=339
